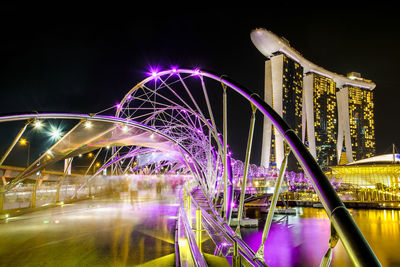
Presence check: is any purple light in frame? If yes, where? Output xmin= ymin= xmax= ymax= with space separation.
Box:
xmin=193 ymin=69 xmax=200 ymax=75
xmin=151 ymin=71 xmax=158 ymax=77
xmin=116 ymin=103 xmax=121 ymax=109
xmin=127 ymin=95 xmax=132 ymax=100
xmin=172 ymin=67 xmax=177 ymax=73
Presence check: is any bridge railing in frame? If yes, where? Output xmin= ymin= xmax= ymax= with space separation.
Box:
xmin=0 ymin=175 xmax=111 ymax=217
xmin=177 ymin=180 xmax=265 ymax=267
xmin=177 ymin=183 xmax=208 ymax=267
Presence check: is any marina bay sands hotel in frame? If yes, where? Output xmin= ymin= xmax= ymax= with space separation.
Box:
xmin=251 ymin=28 xmax=376 ymax=169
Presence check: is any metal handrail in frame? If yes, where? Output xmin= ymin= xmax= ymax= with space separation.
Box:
xmin=185 ymin=184 xmax=265 ymax=267
xmin=178 ymin=187 xmax=208 ymax=267
xmin=174 ymin=213 xmax=181 ymax=267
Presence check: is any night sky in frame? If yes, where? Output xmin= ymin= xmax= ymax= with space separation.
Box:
xmin=1 ymin=4 xmax=399 ymax=164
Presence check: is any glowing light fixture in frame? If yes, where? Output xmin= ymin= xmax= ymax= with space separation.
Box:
xmin=19 ymin=138 xmax=28 ymax=146
xmin=84 ymin=120 xmax=92 ymax=128
xmin=49 ymin=127 xmax=62 ymax=140
xmin=33 ymin=120 xmax=42 ymax=129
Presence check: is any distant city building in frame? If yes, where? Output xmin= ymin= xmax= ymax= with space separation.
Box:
xmin=251 ymin=28 xmax=376 ymax=169
xmin=303 ymin=72 xmax=337 ymax=166
xmin=261 ymin=52 xmax=303 ymax=170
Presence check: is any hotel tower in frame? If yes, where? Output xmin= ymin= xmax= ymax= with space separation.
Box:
xmin=250 ymin=28 xmax=376 ymax=169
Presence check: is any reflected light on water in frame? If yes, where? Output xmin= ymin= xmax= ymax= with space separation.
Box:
xmin=242 ymin=207 xmax=400 ymax=266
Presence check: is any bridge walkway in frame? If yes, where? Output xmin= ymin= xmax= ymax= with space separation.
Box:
xmin=0 ymin=188 xmax=179 ymax=266
xmin=188 ymin=187 xmax=231 ymax=267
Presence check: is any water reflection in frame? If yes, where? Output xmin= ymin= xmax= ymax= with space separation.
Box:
xmin=241 ymin=207 xmax=400 ymax=266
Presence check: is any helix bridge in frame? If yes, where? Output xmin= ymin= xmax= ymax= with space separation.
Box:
xmin=0 ymin=69 xmax=380 ymax=266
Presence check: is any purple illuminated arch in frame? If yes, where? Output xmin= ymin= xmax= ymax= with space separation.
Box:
xmin=115 ymin=68 xmax=379 ymax=266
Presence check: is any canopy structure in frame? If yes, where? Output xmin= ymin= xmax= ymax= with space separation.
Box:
xmin=0 ymin=114 xmax=191 ymax=190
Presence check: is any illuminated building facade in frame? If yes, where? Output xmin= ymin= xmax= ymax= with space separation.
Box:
xmin=347 ymin=84 xmax=376 ymax=161
xmin=251 ymin=28 xmax=376 ymax=168
xmin=261 ymin=52 xmax=303 ymax=170
xmin=303 ymin=72 xmax=337 ymax=166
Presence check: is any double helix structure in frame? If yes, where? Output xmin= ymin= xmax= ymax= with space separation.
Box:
xmin=0 ymin=68 xmax=381 ymax=266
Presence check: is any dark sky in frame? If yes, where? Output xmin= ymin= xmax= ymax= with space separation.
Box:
xmin=1 ymin=4 xmax=399 ymax=163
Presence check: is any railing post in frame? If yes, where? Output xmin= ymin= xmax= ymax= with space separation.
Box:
xmin=196 ymin=206 xmax=202 ymax=252
xmin=88 ymin=181 xmax=92 ymax=198
xmin=56 ymin=182 xmax=61 ymax=203
xmin=232 ymin=240 xmax=241 ymax=267
xmin=0 ymin=184 xmax=4 ymax=212
xmin=31 ymin=180 xmax=37 ymax=208
xmin=187 ymin=193 xmax=191 ymax=224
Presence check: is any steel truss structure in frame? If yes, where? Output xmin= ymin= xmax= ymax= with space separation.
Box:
xmin=0 ymin=69 xmax=380 ymax=266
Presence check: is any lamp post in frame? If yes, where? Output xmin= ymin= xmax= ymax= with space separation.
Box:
xmin=19 ymin=138 xmax=30 ymax=167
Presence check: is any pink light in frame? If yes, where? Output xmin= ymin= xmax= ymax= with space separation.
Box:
xmin=193 ymin=69 xmax=200 ymax=75
xmin=172 ymin=68 xmax=177 ymax=73
xmin=127 ymin=95 xmax=132 ymax=100
xmin=151 ymin=71 xmax=158 ymax=77
xmin=116 ymin=103 xmax=121 ymax=109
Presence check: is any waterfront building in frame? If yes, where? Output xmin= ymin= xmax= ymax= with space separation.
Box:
xmin=251 ymin=28 xmax=376 ymax=168
xmin=328 ymin=153 xmax=400 ymax=189
xmin=303 ymin=72 xmax=337 ymax=166
xmin=261 ymin=52 xmax=303 ymax=170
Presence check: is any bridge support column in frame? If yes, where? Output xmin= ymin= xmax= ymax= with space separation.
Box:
xmin=254 ymin=141 xmax=290 ymax=263
xmin=235 ymin=103 xmax=257 ymax=238
xmin=222 ymin=83 xmax=232 ymax=223
xmin=320 ymin=223 xmax=339 ymax=266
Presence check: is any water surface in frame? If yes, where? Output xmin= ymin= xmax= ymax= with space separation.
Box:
xmin=242 ymin=207 xmax=400 ymax=266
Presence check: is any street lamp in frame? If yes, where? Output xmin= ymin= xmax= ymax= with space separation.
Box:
xmin=19 ymin=138 xmax=30 ymax=167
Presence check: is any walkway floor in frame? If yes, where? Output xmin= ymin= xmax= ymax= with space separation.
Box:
xmin=0 ymin=187 xmax=179 ymax=266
